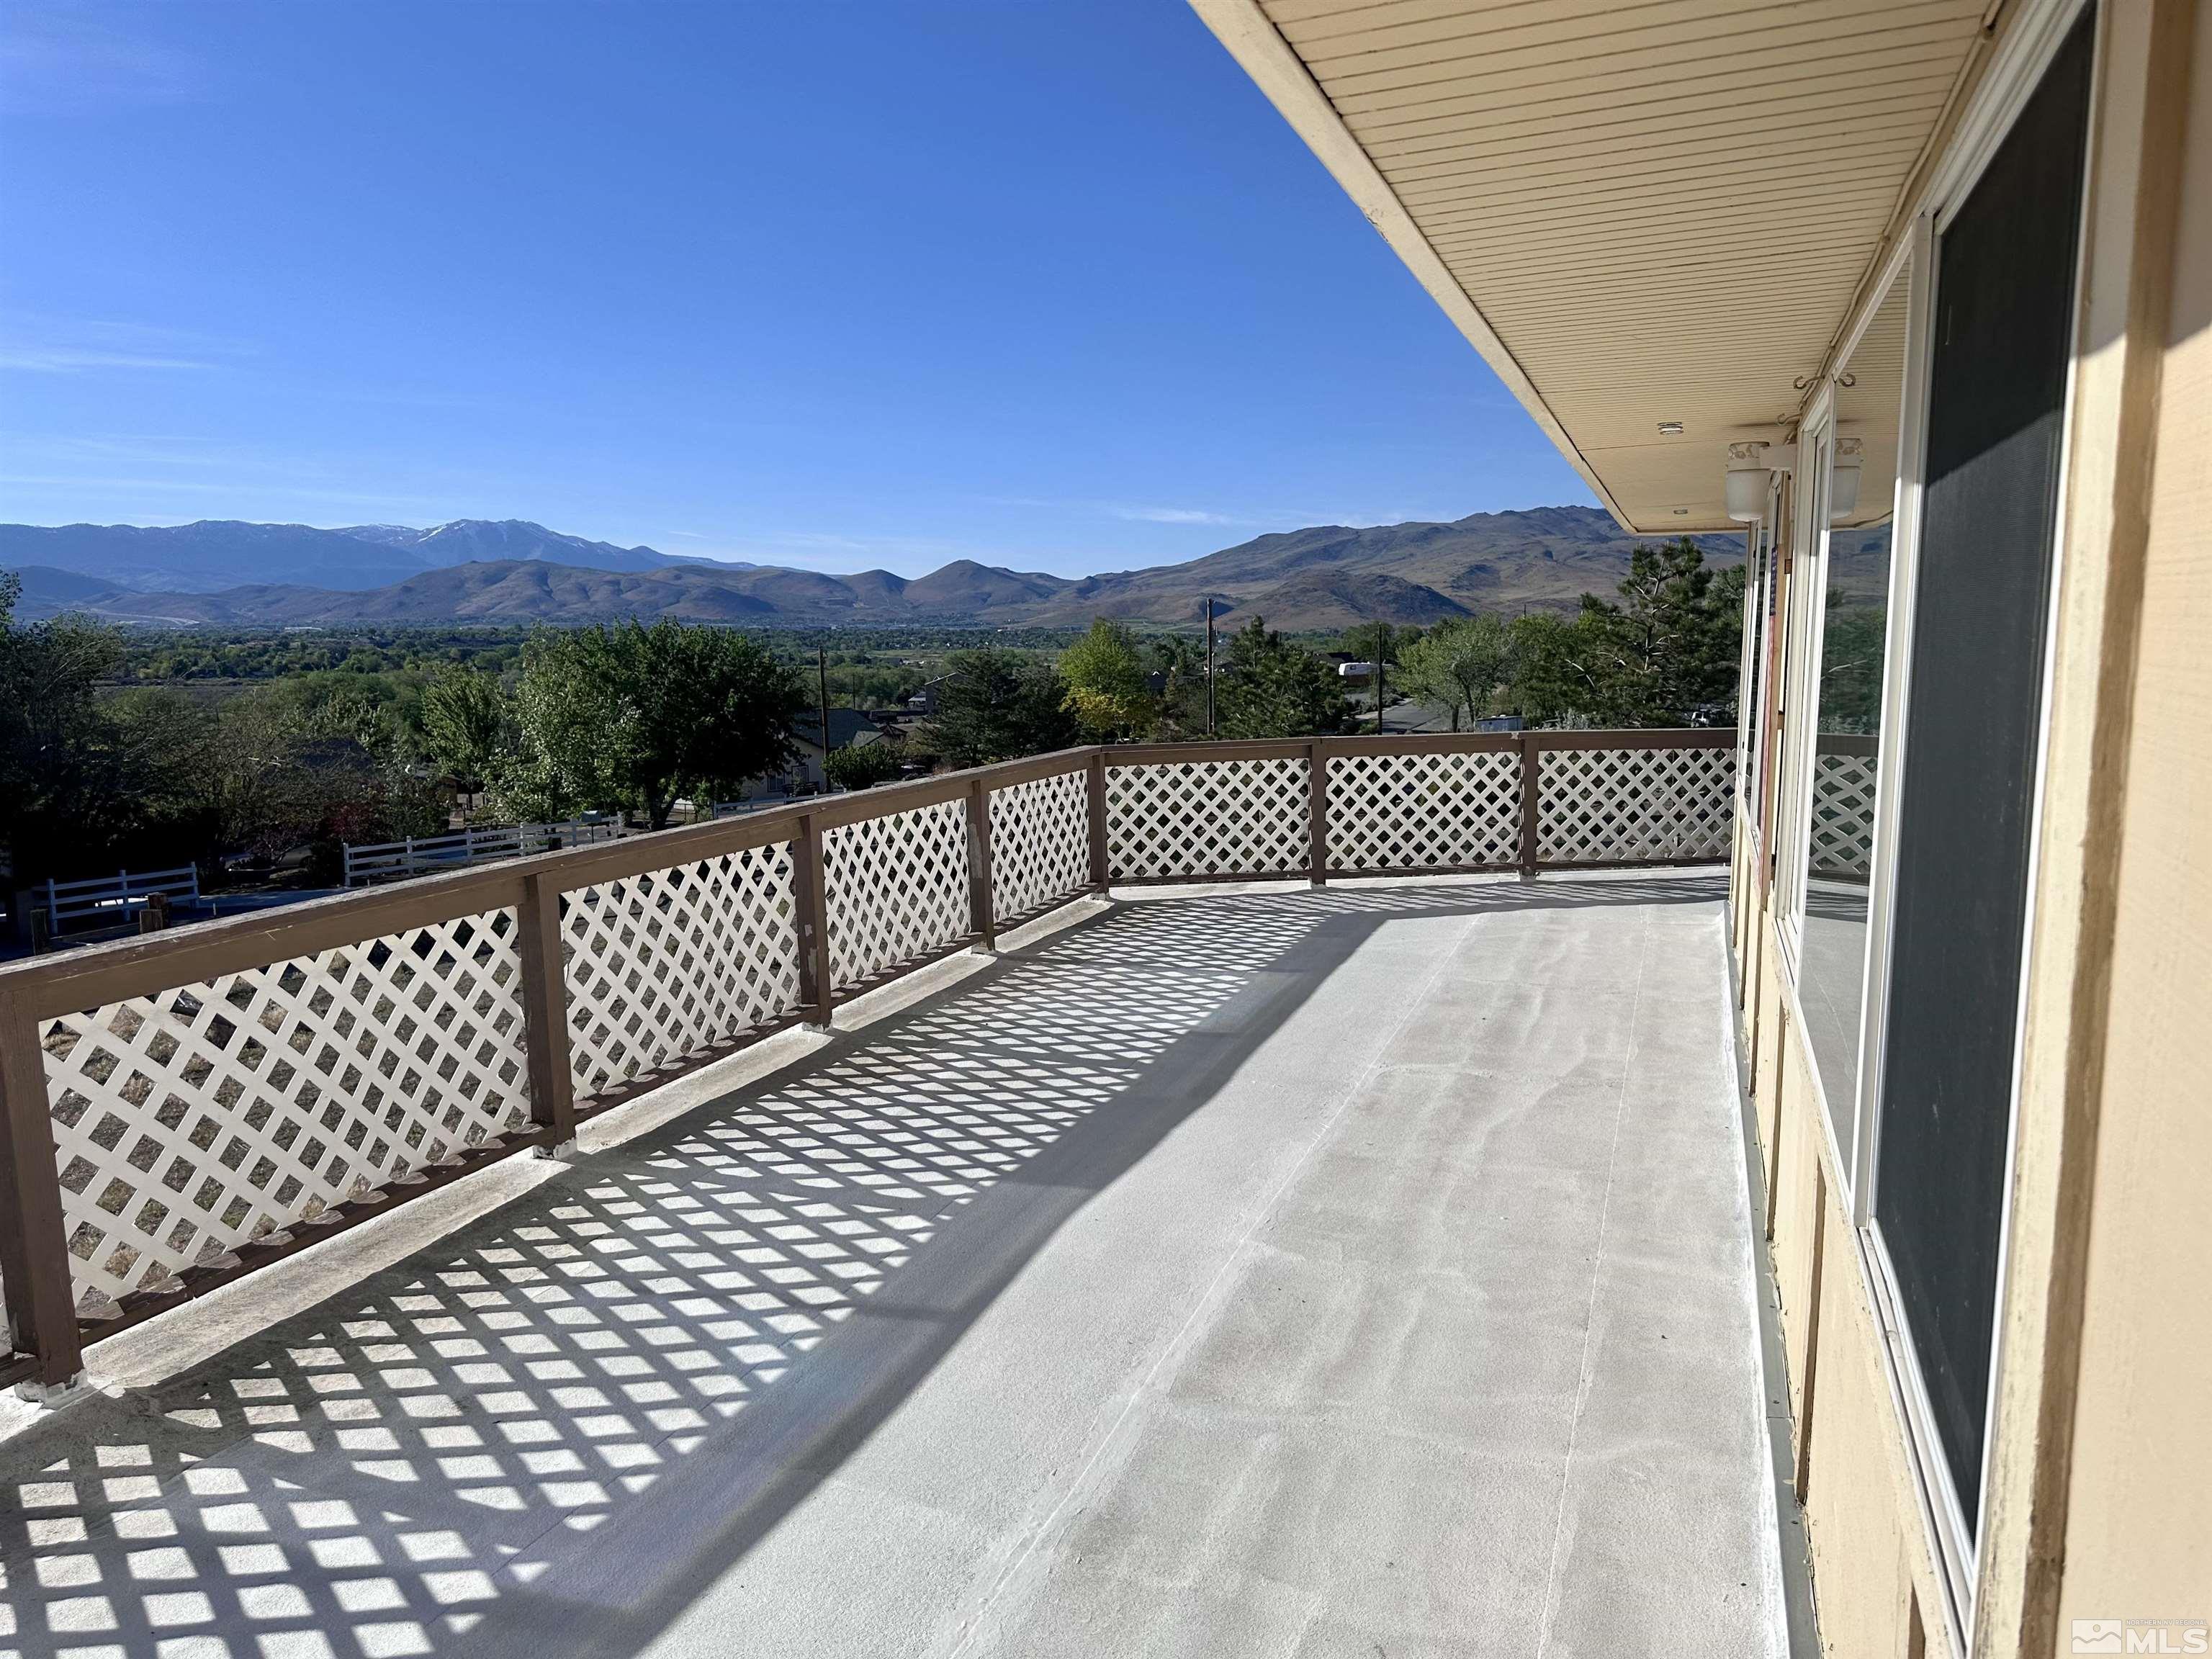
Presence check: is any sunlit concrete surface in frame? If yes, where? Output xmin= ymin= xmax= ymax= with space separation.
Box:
xmin=0 ymin=875 xmax=1784 ymax=1659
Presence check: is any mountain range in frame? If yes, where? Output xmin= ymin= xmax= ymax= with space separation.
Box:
xmin=2 ymin=509 xmax=1775 ymax=632
xmin=0 ymin=518 xmax=724 ymax=595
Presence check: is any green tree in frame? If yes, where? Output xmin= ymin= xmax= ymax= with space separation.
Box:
xmin=102 ymin=689 xmax=227 ymax=870
xmin=508 ymin=621 xmax=801 ymax=828
xmin=1567 ymin=540 xmax=1743 ymax=725
xmin=824 ymin=741 xmax=903 ymax=790
xmin=1215 ymin=618 xmax=1353 ymax=739
xmin=210 ymin=688 xmax=321 ymax=867
xmin=418 ymin=665 xmax=514 ymax=793
xmin=1500 ymin=611 xmax=1604 ymax=727
xmin=929 ymin=647 xmax=1081 ymax=767
xmin=1148 ymin=635 xmax=1210 ymax=738
xmin=297 ymin=680 xmax=407 ymax=758
xmin=194 ymin=684 xmax=443 ymax=880
xmin=1058 ymin=619 xmax=1156 ymax=740
xmin=1496 ymin=541 xmax=1743 ymax=727
xmin=1817 ymin=598 xmax=1887 ymax=734
xmin=0 ymin=594 xmax=132 ymax=884
xmin=1397 ymin=615 xmax=1509 ymax=730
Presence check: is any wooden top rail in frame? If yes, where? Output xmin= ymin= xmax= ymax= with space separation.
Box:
xmin=1324 ymin=732 xmax=1522 ymax=756
xmin=1521 ymin=728 xmax=1736 ymax=751
xmin=1107 ymin=739 xmax=1314 ymax=765
xmin=0 ymin=746 xmax=1095 ymax=1020
xmin=1102 ymin=730 xmax=1732 ymax=765
xmin=0 ymin=732 xmax=1727 ymax=1020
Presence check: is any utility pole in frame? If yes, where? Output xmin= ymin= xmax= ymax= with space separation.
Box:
xmin=1203 ymin=597 xmax=1216 ymax=737
xmin=1372 ymin=623 xmax=1392 ymax=734
xmin=817 ymin=645 xmax=833 ymax=792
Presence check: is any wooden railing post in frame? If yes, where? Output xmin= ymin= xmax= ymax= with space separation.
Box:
xmin=792 ymin=812 xmax=834 ymax=1028
xmin=0 ymin=985 xmax=84 ymax=1393
xmin=1518 ymin=732 xmax=1543 ymax=879
xmin=1087 ymin=750 xmax=1110 ymax=891
xmin=966 ymin=775 xmax=997 ymax=953
xmin=1307 ymin=739 xmax=1329 ymax=885
xmin=516 ymin=871 xmax=577 ymax=1156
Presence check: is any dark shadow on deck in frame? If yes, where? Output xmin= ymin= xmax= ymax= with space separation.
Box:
xmin=0 ymin=875 xmax=1722 ymax=1659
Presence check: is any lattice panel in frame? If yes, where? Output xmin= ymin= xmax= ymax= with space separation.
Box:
xmin=825 ymin=799 xmax=971 ymax=990
xmin=1106 ymin=757 xmax=1308 ymax=880
xmin=1809 ymin=752 xmax=1879 ymax=878
xmin=563 ymin=844 xmax=800 ymax=1102
xmin=1536 ymin=745 xmax=1736 ymax=864
xmin=991 ymin=768 xmax=1090 ymax=924
xmin=1326 ymin=750 xmax=1521 ymax=871
xmin=40 ymin=912 xmax=529 ymax=1316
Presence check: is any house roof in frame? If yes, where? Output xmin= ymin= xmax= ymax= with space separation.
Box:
xmin=792 ymin=708 xmax=884 ymax=751
xmin=1188 ymin=0 xmax=1998 ymax=531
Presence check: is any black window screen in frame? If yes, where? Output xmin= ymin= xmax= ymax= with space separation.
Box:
xmin=1874 ymin=6 xmax=2093 ymax=1527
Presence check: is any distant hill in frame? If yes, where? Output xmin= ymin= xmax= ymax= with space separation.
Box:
xmin=0 ymin=518 xmax=719 ymax=594
xmin=1022 ymin=505 xmax=1748 ymax=624
xmin=4 ymin=507 xmax=1754 ymax=631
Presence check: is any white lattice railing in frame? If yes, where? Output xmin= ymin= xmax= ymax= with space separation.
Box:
xmin=0 ymin=732 xmax=1732 ymax=1385
xmin=1105 ymin=752 xmax=1309 ymax=880
xmin=1534 ymin=742 xmax=1736 ymax=865
xmin=990 ymin=767 xmax=1091 ymax=923
xmin=824 ymin=798 xmax=971 ymax=992
xmin=1809 ymin=743 xmax=1879 ymax=879
xmin=562 ymin=843 xmax=801 ymax=1105
xmin=37 ymin=909 xmax=531 ymax=1318
xmin=1327 ymin=747 xmax=1521 ymax=872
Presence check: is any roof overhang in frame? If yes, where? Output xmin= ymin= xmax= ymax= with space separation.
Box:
xmin=1191 ymin=0 xmax=2004 ymax=533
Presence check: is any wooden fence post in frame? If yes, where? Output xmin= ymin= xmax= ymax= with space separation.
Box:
xmin=966 ymin=777 xmax=997 ymax=952
xmin=793 ymin=812 xmax=835 ymax=1028
xmin=1087 ymin=750 xmax=1110 ymax=891
xmin=0 ymin=986 xmax=84 ymax=1392
xmin=516 ymin=871 xmax=577 ymax=1156
xmin=1307 ymin=740 xmax=1329 ymax=885
xmin=1518 ymin=732 xmax=1543 ymax=878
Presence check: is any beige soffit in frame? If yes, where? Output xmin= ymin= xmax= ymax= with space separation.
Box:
xmin=1190 ymin=0 xmax=1996 ymax=533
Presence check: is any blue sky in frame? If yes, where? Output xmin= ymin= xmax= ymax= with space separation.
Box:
xmin=0 ymin=0 xmax=1595 ymax=577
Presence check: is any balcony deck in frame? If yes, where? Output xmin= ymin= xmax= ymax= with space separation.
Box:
xmin=0 ymin=873 xmax=1784 ymax=1659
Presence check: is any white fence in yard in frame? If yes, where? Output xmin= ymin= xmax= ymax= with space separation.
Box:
xmin=343 ymin=819 xmax=634 ymax=886
xmin=42 ymin=866 xmax=202 ymax=934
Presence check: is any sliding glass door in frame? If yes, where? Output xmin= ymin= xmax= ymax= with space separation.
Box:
xmin=1868 ymin=4 xmax=2095 ymax=1549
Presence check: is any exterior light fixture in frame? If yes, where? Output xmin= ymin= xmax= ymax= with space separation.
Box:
xmin=1725 ymin=441 xmax=1773 ymax=522
xmin=1657 ymin=421 xmax=1685 ymax=436
xmin=1830 ymin=436 xmax=1864 ymax=520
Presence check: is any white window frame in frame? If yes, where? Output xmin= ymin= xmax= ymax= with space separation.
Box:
xmin=1832 ymin=0 xmax=2101 ymax=1644
xmin=1768 ymin=239 xmax=1921 ymax=1219
xmin=1771 ymin=407 xmax=1835 ymax=979
xmin=1735 ymin=523 xmax=1763 ymax=819
xmin=1849 ymin=222 xmax=1933 ymax=1222
xmin=1745 ymin=475 xmax=1787 ymax=860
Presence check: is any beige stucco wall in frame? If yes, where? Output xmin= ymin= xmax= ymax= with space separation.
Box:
xmin=2052 ymin=4 xmax=2212 ymax=1633
xmin=1733 ymin=889 xmax=1956 ymax=1657
xmin=1727 ymin=11 xmax=2212 ymax=1653
xmin=1804 ymin=1190 xmax=1918 ymax=1659
xmin=1774 ymin=1020 xmax=1822 ymax=1431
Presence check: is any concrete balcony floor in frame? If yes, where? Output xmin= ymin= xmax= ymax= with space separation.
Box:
xmin=0 ymin=875 xmax=1786 ymax=1659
